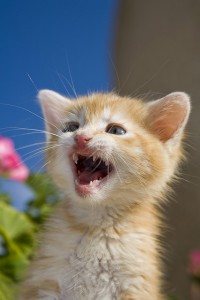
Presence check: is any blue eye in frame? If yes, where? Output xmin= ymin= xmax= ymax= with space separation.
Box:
xmin=106 ymin=125 xmax=126 ymax=135
xmin=62 ymin=123 xmax=79 ymax=133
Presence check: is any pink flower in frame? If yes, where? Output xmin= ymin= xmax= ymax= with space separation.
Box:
xmin=9 ymin=164 xmax=29 ymax=182
xmin=0 ymin=136 xmax=29 ymax=181
xmin=189 ymin=251 xmax=200 ymax=276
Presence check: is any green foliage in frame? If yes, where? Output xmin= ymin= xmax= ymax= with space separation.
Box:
xmin=26 ymin=173 xmax=60 ymax=225
xmin=0 ymin=273 xmax=15 ymax=300
xmin=0 ymin=173 xmax=59 ymax=300
xmin=0 ymin=193 xmax=11 ymax=205
xmin=0 ymin=202 xmax=35 ymax=278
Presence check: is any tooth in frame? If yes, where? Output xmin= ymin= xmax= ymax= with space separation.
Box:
xmin=99 ymin=177 xmax=102 ymax=180
xmin=73 ymin=153 xmax=78 ymax=164
xmin=93 ymin=156 xmax=96 ymax=161
xmin=90 ymin=181 xmax=93 ymax=185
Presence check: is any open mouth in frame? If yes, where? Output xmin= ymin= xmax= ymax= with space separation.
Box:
xmin=71 ymin=153 xmax=113 ymax=195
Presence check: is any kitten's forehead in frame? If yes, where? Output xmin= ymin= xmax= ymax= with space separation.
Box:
xmin=83 ymin=93 xmax=117 ymax=123
xmin=70 ymin=93 xmax=145 ymax=126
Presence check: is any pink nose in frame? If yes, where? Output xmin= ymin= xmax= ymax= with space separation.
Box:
xmin=75 ymin=134 xmax=92 ymax=148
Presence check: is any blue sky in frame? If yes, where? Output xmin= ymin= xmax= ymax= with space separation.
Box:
xmin=0 ymin=0 xmax=118 ymax=170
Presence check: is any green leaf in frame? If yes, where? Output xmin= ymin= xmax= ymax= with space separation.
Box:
xmin=0 ymin=172 xmax=60 ymax=298
xmin=0 ymin=202 xmax=35 ymax=253
xmin=25 ymin=173 xmax=59 ymax=224
xmin=0 ymin=253 xmax=29 ymax=281
xmin=0 ymin=193 xmax=11 ymax=204
xmin=0 ymin=202 xmax=35 ymax=281
xmin=0 ymin=272 xmax=16 ymax=300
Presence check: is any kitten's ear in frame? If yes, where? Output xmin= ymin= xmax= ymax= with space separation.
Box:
xmin=38 ymin=90 xmax=71 ymax=139
xmin=146 ymin=92 xmax=191 ymax=145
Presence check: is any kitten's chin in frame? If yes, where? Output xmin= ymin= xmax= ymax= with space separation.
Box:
xmin=70 ymin=152 xmax=114 ymax=197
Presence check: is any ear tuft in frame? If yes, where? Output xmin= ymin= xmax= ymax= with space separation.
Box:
xmin=146 ymin=92 xmax=191 ymax=143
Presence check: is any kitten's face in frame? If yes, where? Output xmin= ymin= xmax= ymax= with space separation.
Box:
xmin=39 ymin=91 xmax=190 ymax=205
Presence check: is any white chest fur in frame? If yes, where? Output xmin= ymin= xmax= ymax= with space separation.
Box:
xmin=35 ymin=204 xmax=159 ymax=300
xmin=61 ymin=231 xmax=121 ymax=300
xmin=42 ymin=226 xmax=149 ymax=300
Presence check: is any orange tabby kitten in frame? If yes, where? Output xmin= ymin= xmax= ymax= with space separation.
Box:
xmin=20 ymin=90 xmax=190 ymax=300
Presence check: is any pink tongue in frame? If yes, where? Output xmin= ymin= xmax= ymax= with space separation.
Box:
xmin=78 ymin=171 xmax=103 ymax=185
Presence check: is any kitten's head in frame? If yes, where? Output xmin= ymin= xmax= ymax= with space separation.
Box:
xmin=39 ymin=90 xmax=190 ymax=206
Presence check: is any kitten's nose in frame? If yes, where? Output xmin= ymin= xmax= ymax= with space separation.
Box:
xmin=75 ymin=134 xmax=92 ymax=148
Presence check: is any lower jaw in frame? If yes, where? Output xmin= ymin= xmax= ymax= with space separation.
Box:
xmin=75 ymin=179 xmax=103 ymax=197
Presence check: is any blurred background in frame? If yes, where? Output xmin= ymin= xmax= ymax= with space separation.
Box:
xmin=0 ymin=0 xmax=200 ymax=299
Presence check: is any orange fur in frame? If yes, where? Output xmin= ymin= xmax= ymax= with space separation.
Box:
xmin=19 ymin=91 xmax=190 ymax=300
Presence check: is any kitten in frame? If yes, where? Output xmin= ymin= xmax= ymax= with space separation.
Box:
xmin=20 ymin=90 xmax=190 ymax=300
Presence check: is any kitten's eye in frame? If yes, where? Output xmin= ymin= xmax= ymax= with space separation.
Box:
xmin=106 ymin=125 xmax=126 ymax=135
xmin=62 ymin=122 xmax=79 ymax=133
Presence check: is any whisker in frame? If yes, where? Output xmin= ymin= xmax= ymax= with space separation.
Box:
xmin=56 ymin=71 xmax=71 ymax=98
xmin=22 ymin=145 xmax=49 ymax=159
xmin=21 ymin=144 xmax=61 ymax=165
xmin=110 ymin=156 xmax=122 ymax=183
xmin=35 ymin=159 xmax=52 ymax=173
xmin=108 ymin=50 xmax=121 ymax=91
xmin=0 ymin=102 xmax=59 ymax=132
xmin=113 ymin=151 xmax=153 ymax=195
xmin=26 ymin=155 xmax=46 ymax=172
xmin=57 ymin=72 xmax=77 ymax=99
xmin=26 ymin=72 xmax=39 ymax=92
xmin=65 ymin=54 xmax=78 ymax=99
xmin=15 ymin=142 xmax=52 ymax=152
xmin=0 ymin=126 xmax=61 ymax=139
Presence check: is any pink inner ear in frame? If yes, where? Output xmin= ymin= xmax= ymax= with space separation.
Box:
xmin=148 ymin=96 xmax=189 ymax=142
